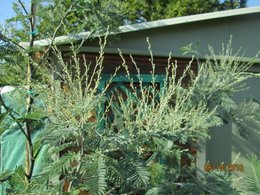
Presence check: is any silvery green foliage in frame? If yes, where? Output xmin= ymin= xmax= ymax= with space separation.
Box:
xmin=0 ymin=39 xmax=257 ymax=194
xmin=33 ymin=41 xmax=249 ymax=194
xmin=243 ymin=154 xmax=260 ymax=193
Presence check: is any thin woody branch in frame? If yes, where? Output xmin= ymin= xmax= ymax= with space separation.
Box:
xmin=32 ymin=0 xmax=80 ymax=74
xmin=18 ymin=0 xmax=29 ymax=16
xmin=0 ymin=32 xmax=26 ymax=51
xmin=18 ymin=0 xmax=37 ymax=182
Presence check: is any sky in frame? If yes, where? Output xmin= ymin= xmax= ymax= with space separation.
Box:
xmin=0 ymin=0 xmax=260 ymax=25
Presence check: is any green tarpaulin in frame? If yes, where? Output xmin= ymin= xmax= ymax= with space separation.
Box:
xmin=0 ymin=86 xmax=46 ymax=194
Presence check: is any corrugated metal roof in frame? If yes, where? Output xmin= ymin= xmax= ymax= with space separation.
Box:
xmin=20 ymin=6 xmax=260 ymax=47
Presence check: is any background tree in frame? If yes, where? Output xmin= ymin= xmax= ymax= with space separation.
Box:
xmin=118 ymin=0 xmax=220 ymax=23
xmin=219 ymin=0 xmax=248 ymax=10
xmin=118 ymin=0 xmax=247 ymax=24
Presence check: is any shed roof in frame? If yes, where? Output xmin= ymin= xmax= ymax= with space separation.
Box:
xmin=119 ymin=6 xmax=260 ymax=33
xmin=20 ymin=6 xmax=260 ymax=47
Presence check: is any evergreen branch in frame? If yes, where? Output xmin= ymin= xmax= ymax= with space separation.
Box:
xmin=245 ymin=154 xmax=260 ymax=193
xmin=0 ymin=32 xmax=26 ymax=51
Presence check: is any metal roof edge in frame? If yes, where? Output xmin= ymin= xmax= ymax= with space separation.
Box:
xmin=118 ymin=6 xmax=260 ymax=33
xmin=20 ymin=31 xmax=92 ymax=47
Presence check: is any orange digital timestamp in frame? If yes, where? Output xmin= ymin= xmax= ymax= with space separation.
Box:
xmin=204 ymin=163 xmax=244 ymax=172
